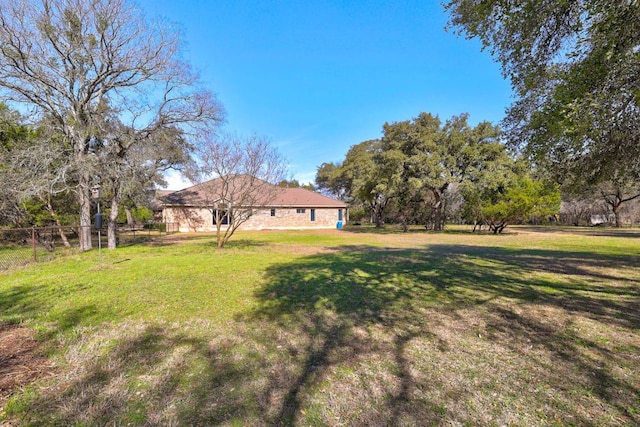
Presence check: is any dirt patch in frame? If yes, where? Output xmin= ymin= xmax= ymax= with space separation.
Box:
xmin=0 ymin=323 xmax=54 ymax=411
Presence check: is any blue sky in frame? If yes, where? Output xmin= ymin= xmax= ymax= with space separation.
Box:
xmin=139 ymin=0 xmax=512 ymax=188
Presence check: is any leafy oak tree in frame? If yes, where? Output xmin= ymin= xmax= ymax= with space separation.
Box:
xmin=446 ymin=0 xmax=640 ymax=198
xmin=378 ymin=113 xmax=502 ymax=230
xmin=0 ymin=0 xmax=223 ymax=250
xmin=481 ymin=176 xmax=561 ymax=234
xmin=278 ymin=179 xmax=317 ymax=192
xmin=317 ymin=114 xmax=505 ymax=230
xmin=315 ymin=161 xmax=349 ymax=200
xmin=594 ymin=179 xmax=640 ymax=228
xmin=316 ymin=140 xmax=392 ymax=227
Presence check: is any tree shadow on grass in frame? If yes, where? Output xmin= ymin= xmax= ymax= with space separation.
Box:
xmin=428 ymin=244 xmax=640 ymax=328
xmin=3 ymin=243 xmax=639 ymax=426
xmin=0 ymin=285 xmax=47 ymax=324
xmin=246 ymin=243 xmax=640 ymax=425
xmin=209 ymin=239 xmax=269 ymax=250
xmin=151 ymin=237 xmax=269 ymax=251
xmin=253 ymin=244 xmax=640 ymax=327
xmin=0 ymin=283 xmax=102 ymax=336
xmin=517 ymin=225 xmax=640 ymax=238
xmin=5 ymin=322 xmax=259 ymax=426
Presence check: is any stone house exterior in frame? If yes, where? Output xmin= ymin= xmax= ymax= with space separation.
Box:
xmin=157 ymin=176 xmax=347 ymax=232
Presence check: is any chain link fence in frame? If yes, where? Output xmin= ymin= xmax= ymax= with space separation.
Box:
xmin=0 ymin=223 xmax=178 ymax=271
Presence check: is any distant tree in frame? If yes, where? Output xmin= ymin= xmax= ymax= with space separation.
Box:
xmin=469 ymin=173 xmax=561 ymax=234
xmin=379 ymin=113 xmax=502 ymax=230
xmin=344 ymin=140 xmax=392 ymax=227
xmin=194 ymin=133 xmax=287 ymax=248
xmin=0 ymin=104 xmax=32 ymax=225
xmin=315 ymin=162 xmax=349 ymax=200
xmin=0 ymin=0 xmax=224 ymax=251
xmin=559 ymin=192 xmax=601 ymax=227
xmin=315 ymin=140 xmax=391 ymax=226
xmin=278 ymin=179 xmax=316 ymax=192
xmin=7 ymin=134 xmax=76 ymax=245
xmin=116 ymin=205 xmax=152 ymax=225
xmin=318 ymin=115 xmax=506 ymax=230
xmin=597 ymin=181 xmax=640 ymax=228
xmin=0 ymin=105 xmax=77 ymax=245
xmin=561 ymin=164 xmax=640 ymax=228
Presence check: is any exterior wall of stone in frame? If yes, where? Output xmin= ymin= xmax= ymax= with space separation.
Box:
xmin=163 ymin=207 xmax=211 ymax=232
xmin=242 ymin=207 xmax=345 ymax=230
xmin=164 ymin=206 xmax=346 ymax=232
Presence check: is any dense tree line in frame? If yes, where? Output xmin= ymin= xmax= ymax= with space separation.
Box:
xmin=445 ymin=0 xmax=640 ymax=226
xmin=316 ymin=112 xmax=561 ymax=233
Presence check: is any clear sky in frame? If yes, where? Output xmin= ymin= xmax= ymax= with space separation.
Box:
xmin=138 ymin=0 xmax=512 ymax=189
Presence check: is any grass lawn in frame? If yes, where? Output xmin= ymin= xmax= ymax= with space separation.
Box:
xmin=1 ymin=225 xmax=639 ymax=426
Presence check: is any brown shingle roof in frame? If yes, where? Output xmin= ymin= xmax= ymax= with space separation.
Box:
xmin=150 ymin=189 xmax=176 ymax=210
xmin=155 ymin=190 xmax=175 ymax=198
xmin=160 ymin=176 xmax=346 ymax=208
xmin=269 ymin=187 xmax=346 ymax=207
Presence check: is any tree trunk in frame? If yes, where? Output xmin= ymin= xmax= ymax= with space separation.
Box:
xmin=432 ymin=190 xmax=443 ymax=231
xmin=108 ymin=195 xmax=120 ymax=249
xmin=612 ymin=202 xmax=621 ymax=228
xmin=43 ymin=197 xmax=71 ymax=248
xmin=490 ymin=221 xmax=507 ymax=234
xmin=372 ymin=203 xmax=384 ymax=228
xmin=213 ymin=209 xmax=224 ymax=248
xmin=125 ymin=207 xmax=135 ymax=227
xmin=374 ymin=215 xmax=383 ymax=227
xmin=78 ymin=175 xmax=93 ymax=251
xmin=216 ymin=226 xmax=224 ymax=248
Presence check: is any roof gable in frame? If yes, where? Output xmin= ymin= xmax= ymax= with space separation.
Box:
xmin=160 ymin=176 xmax=346 ymax=208
xmin=269 ymin=187 xmax=346 ymax=207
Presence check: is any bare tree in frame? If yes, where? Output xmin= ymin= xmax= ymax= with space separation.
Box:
xmin=599 ymin=183 xmax=640 ymax=228
xmin=0 ymin=104 xmax=32 ymax=226
xmin=0 ymin=0 xmax=224 ymax=250
xmin=194 ymin=133 xmax=288 ymax=248
xmin=7 ymin=135 xmax=75 ymax=245
xmin=99 ymin=123 xmax=191 ymax=249
xmin=0 ymin=105 xmax=79 ymax=244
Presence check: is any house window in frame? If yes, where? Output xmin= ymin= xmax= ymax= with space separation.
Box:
xmin=213 ymin=210 xmax=230 ymax=225
xmin=310 ymin=209 xmax=316 ymax=221
xmin=338 ymin=209 xmax=343 ymax=221
xmin=270 ymin=208 xmax=276 ymax=217
xmin=296 ymin=208 xmax=306 ymax=214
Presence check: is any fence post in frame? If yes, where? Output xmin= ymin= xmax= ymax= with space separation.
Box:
xmin=32 ymin=227 xmax=37 ymax=262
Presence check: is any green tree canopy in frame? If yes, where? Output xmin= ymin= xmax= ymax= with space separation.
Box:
xmin=278 ymin=179 xmax=316 ymax=192
xmin=446 ymin=0 xmax=640 ymax=187
xmin=378 ymin=113 xmax=502 ymax=230
xmin=480 ymin=175 xmax=561 ymax=234
xmin=317 ymin=113 xmax=508 ymax=230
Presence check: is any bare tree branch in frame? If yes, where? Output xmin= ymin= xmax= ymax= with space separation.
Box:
xmin=194 ymin=132 xmax=288 ymax=248
xmin=0 ymin=0 xmax=224 ymax=250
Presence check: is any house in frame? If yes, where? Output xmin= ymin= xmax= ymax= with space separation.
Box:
xmin=151 ymin=190 xmax=175 ymax=222
xmin=156 ymin=176 xmax=347 ymax=232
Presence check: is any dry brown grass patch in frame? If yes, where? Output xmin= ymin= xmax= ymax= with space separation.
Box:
xmin=0 ymin=324 xmax=55 ymax=413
